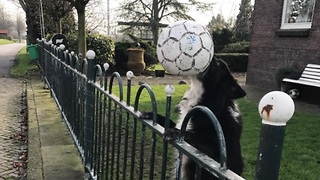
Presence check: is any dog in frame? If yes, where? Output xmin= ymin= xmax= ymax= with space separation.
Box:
xmin=141 ymin=57 xmax=246 ymax=179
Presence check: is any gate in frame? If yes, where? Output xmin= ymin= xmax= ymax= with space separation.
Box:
xmin=36 ymin=39 xmax=293 ymax=180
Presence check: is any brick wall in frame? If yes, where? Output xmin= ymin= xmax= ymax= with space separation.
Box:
xmin=247 ymin=0 xmax=320 ymax=89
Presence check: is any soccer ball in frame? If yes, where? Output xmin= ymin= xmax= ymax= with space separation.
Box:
xmin=288 ymin=89 xmax=300 ymax=99
xmin=157 ymin=20 xmax=214 ymax=75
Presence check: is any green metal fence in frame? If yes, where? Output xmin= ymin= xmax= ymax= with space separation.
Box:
xmin=36 ymin=39 xmax=292 ymax=180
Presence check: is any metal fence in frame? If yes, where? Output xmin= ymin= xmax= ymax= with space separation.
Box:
xmin=36 ymin=39 xmax=291 ymax=180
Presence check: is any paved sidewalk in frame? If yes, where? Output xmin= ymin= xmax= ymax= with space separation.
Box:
xmin=27 ymin=78 xmax=84 ymax=180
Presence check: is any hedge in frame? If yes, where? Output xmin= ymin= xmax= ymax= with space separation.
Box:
xmin=215 ymin=53 xmax=248 ymax=72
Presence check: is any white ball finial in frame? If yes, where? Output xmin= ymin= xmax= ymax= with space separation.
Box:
xmin=126 ymin=71 xmax=135 ymax=79
xmin=71 ymin=51 xmax=75 ymax=55
xmin=103 ymin=63 xmax=110 ymax=71
xmin=86 ymin=50 xmax=96 ymax=59
xmin=258 ymin=91 xmax=295 ymax=126
xmin=48 ymin=40 xmax=52 ymax=45
xmin=165 ymin=85 xmax=175 ymax=97
xmin=59 ymin=44 xmax=65 ymax=50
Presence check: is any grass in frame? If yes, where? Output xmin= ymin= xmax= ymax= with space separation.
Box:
xmin=10 ymin=47 xmax=39 ymax=77
xmin=147 ymin=63 xmax=165 ymax=71
xmin=0 ymin=39 xmax=14 ymax=45
xmin=121 ymin=84 xmax=320 ymax=179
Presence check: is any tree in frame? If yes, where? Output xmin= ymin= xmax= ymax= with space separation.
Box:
xmin=43 ymin=0 xmax=73 ymax=33
xmin=211 ymin=28 xmax=233 ymax=53
xmin=119 ymin=0 xmax=213 ymax=45
xmin=66 ymin=0 xmax=90 ymax=57
xmin=0 ymin=4 xmax=14 ymax=30
xmin=207 ymin=14 xmax=230 ymax=32
xmin=233 ymin=0 xmax=252 ymax=42
xmin=15 ymin=14 xmax=25 ymax=42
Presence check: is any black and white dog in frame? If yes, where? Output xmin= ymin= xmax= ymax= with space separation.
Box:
xmin=142 ymin=57 xmax=246 ymax=179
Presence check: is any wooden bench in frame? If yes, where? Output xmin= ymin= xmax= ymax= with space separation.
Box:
xmin=281 ymin=64 xmax=320 ymax=92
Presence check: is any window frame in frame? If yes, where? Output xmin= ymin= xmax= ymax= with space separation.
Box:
xmin=280 ymin=0 xmax=316 ymax=30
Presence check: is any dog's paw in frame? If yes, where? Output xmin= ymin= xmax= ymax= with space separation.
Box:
xmin=140 ymin=111 xmax=153 ymax=120
xmin=164 ymin=129 xmax=180 ymax=141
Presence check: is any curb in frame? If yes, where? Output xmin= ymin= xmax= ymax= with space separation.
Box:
xmin=27 ymin=78 xmax=84 ymax=180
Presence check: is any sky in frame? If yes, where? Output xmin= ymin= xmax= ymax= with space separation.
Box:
xmin=105 ymin=0 xmax=253 ymax=26
xmin=1 ymin=0 xmax=254 ymax=35
xmin=2 ymin=0 xmax=255 ymax=25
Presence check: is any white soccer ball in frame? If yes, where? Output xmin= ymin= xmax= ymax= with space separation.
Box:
xmin=288 ymin=89 xmax=300 ymax=99
xmin=157 ymin=20 xmax=214 ymax=75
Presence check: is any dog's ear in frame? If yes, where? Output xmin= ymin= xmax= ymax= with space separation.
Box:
xmin=226 ymin=79 xmax=246 ymax=99
xmin=217 ymin=59 xmax=246 ymax=99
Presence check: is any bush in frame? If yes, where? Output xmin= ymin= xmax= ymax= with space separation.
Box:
xmin=211 ymin=28 xmax=233 ymax=53
xmin=221 ymin=41 xmax=250 ymax=53
xmin=274 ymin=66 xmax=302 ymax=90
xmin=114 ymin=42 xmax=131 ymax=72
xmin=0 ymin=35 xmax=12 ymax=41
xmin=67 ymin=33 xmax=115 ymax=67
xmin=215 ymin=53 xmax=248 ymax=72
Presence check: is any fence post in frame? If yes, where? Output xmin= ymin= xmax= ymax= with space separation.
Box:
xmin=255 ymin=91 xmax=295 ymax=180
xmin=84 ymin=50 xmax=96 ymax=179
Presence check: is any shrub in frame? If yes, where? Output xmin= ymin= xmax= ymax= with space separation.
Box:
xmin=114 ymin=42 xmax=132 ymax=72
xmin=274 ymin=66 xmax=302 ymax=90
xmin=211 ymin=28 xmax=233 ymax=53
xmin=221 ymin=41 xmax=250 ymax=53
xmin=67 ymin=33 xmax=115 ymax=67
xmin=215 ymin=53 xmax=248 ymax=72
xmin=87 ymin=34 xmax=115 ymax=66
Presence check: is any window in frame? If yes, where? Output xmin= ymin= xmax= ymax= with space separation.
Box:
xmin=281 ymin=0 xmax=316 ymax=29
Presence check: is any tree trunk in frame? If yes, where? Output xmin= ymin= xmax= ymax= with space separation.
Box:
xmin=152 ymin=0 xmax=159 ymax=45
xmin=77 ymin=6 xmax=87 ymax=58
xmin=25 ymin=1 xmax=41 ymax=44
xmin=56 ymin=19 xmax=62 ymax=33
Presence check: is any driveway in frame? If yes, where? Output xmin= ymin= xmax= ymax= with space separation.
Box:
xmin=0 ymin=43 xmax=25 ymax=77
xmin=0 ymin=43 xmax=26 ymax=179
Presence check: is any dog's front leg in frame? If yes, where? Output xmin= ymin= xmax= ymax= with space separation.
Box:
xmin=140 ymin=111 xmax=176 ymax=128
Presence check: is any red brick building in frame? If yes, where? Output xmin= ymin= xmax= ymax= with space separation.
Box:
xmin=247 ymin=0 xmax=320 ymax=89
xmin=0 ymin=29 xmax=9 ymax=37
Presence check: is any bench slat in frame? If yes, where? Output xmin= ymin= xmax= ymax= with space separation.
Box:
xmin=300 ymin=74 xmax=320 ymax=81
xmin=283 ymin=78 xmax=320 ymax=87
xmin=303 ymin=68 xmax=320 ymax=73
xmin=299 ymin=77 xmax=320 ymax=84
xmin=306 ymin=64 xmax=320 ymax=69
xmin=282 ymin=64 xmax=320 ymax=89
xmin=302 ymin=71 xmax=320 ymax=78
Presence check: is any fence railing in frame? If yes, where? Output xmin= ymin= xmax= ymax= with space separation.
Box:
xmin=36 ymin=39 xmax=293 ymax=180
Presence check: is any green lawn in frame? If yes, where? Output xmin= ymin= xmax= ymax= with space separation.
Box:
xmin=0 ymin=39 xmax=13 ymax=45
xmin=10 ymin=46 xmax=38 ymax=77
xmin=125 ymin=84 xmax=320 ymax=179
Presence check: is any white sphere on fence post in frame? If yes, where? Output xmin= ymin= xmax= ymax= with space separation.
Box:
xmin=165 ymin=85 xmax=175 ymax=97
xmin=86 ymin=50 xmax=96 ymax=60
xmin=126 ymin=71 xmax=135 ymax=80
xmin=258 ymin=91 xmax=295 ymax=126
xmin=59 ymin=44 xmax=65 ymax=50
xmin=255 ymin=91 xmax=295 ymax=180
xmin=103 ymin=63 xmax=109 ymax=71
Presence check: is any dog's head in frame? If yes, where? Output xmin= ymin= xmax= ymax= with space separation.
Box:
xmin=175 ymin=57 xmax=246 ymax=114
xmin=197 ymin=57 xmax=246 ymax=99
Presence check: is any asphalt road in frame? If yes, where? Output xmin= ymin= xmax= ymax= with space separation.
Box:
xmin=0 ymin=43 xmax=25 ymax=77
